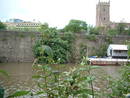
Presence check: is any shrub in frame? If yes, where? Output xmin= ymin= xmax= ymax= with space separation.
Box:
xmin=107 ymin=64 xmax=130 ymax=97
xmin=63 ymin=19 xmax=88 ymax=33
xmin=33 ymin=27 xmax=75 ymax=64
xmin=0 ymin=22 xmax=6 ymax=30
xmin=80 ymin=44 xmax=88 ymax=60
xmin=88 ymin=26 xmax=100 ymax=35
xmin=86 ymin=35 xmax=96 ymax=41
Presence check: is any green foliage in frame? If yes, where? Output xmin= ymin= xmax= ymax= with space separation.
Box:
xmin=18 ymin=33 xmax=25 ymax=38
xmin=93 ymin=36 xmax=112 ymax=57
xmin=39 ymin=23 xmax=49 ymax=32
xmin=106 ymin=43 xmax=130 ymax=97
xmin=88 ymin=26 xmax=100 ymax=35
xmin=107 ymin=29 xmax=118 ymax=36
xmin=108 ymin=64 xmax=130 ymax=98
xmin=105 ymin=36 xmax=113 ymax=44
xmin=33 ymin=43 xmax=54 ymax=64
xmin=124 ymin=41 xmax=130 ymax=58
xmin=126 ymin=28 xmax=130 ymax=35
xmin=0 ymin=69 xmax=9 ymax=77
xmin=0 ymin=22 xmax=6 ymax=30
xmin=7 ymin=91 xmax=30 ymax=98
xmin=0 ymin=86 xmax=4 ymax=98
xmin=117 ymin=23 xmax=126 ymax=34
xmin=31 ymin=56 xmax=99 ymax=98
xmin=64 ymin=19 xmax=87 ymax=33
xmin=33 ymin=26 xmax=75 ymax=64
xmin=61 ymin=31 xmax=75 ymax=43
xmin=95 ymin=44 xmax=108 ymax=57
xmin=109 ymin=23 xmax=130 ymax=35
xmin=80 ymin=44 xmax=88 ymax=60
xmin=86 ymin=34 xmax=96 ymax=41
xmin=128 ymin=43 xmax=130 ymax=58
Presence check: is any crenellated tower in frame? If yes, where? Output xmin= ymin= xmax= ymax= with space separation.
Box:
xmin=96 ymin=0 xmax=110 ymax=27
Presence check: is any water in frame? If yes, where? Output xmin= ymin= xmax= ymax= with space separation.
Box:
xmin=0 ymin=63 xmax=33 ymax=97
xmin=0 ymin=63 xmax=121 ymax=97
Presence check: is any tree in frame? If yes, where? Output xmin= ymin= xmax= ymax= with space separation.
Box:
xmin=64 ymin=19 xmax=87 ymax=33
xmin=33 ymin=26 xmax=74 ymax=64
xmin=88 ymin=26 xmax=99 ymax=35
xmin=39 ymin=23 xmax=49 ymax=31
xmin=0 ymin=21 xmax=6 ymax=30
xmin=117 ymin=23 xmax=126 ymax=34
xmin=107 ymin=28 xmax=118 ymax=36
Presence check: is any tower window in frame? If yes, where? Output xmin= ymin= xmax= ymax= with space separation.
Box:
xmin=104 ymin=18 xmax=106 ymax=20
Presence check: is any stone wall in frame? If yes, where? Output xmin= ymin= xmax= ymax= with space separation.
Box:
xmin=0 ymin=31 xmax=130 ymax=63
xmin=73 ymin=34 xmax=130 ymax=62
xmin=0 ymin=31 xmax=39 ymax=62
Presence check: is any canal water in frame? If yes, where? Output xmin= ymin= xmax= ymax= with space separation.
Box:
xmin=0 ymin=63 xmax=121 ymax=97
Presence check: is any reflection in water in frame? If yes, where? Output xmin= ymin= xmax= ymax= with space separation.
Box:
xmin=0 ymin=63 xmax=32 ymax=82
xmin=0 ymin=63 xmax=33 ymax=97
xmin=0 ymin=63 xmax=121 ymax=97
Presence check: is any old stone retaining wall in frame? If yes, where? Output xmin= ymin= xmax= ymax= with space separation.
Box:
xmin=0 ymin=31 xmax=40 ymax=62
xmin=0 ymin=31 xmax=130 ymax=62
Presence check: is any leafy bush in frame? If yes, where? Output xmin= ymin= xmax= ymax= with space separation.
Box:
xmin=63 ymin=19 xmax=88 ymax=33
xmin=80 ymin=44 xmax=88 ymax=60
xmin=117 ymin=23 xmax=126 ymax=34
xmin=8 ymin=57 xmax=99 ymax=98
xmin=88 ymin=26 xmax=100 ymax=35
xmin=104 ymin=36 xmax=113 ymax=44
xmin=31 ymin=57 xmax=98 ymax=98
xmin=86 ymin=35 xmax=96 ymax=41
xmin=95 ymin=44 xmax=108 ymax=57
xmin=0 ymin=22 xmax=6 ymax=30
xmin=107 ymin=29 xmax=118 ymax=36
xmin=108 ymin=64 xmax=130 ymax=98
xmin=33 ymin=27 xmax=75 ymax=64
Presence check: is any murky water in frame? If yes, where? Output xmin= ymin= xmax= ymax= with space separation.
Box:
xmin=0 ymin=63 xmax=121 ymax=97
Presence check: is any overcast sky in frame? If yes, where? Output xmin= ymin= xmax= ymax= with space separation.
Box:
xmin=0 ymin=0 xmax=130 ymax=28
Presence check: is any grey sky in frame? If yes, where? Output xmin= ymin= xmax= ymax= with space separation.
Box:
xmin=0 ymin=0 xmax=130 ymax=28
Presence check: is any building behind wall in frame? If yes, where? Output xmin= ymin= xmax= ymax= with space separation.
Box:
xmin=4 ymin=19 xmax=41 ymax=31
xmin=96 ymin=0 xmax=110 ymax=27
xmin=107 ymin=44 xmax=128 ymax=59
xmin=96 ymin=0 xmax=130 ymax=29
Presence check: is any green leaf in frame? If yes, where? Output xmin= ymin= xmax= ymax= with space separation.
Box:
xmin=32 ymin=75 xmax=42 ymax=79
xmin=7 ymin=91 xmax=30 ymax=98
xmin=41 ymin=45 xmax=53 ymax=57
xmin=0 ymin=69 xmax=9 ymax=77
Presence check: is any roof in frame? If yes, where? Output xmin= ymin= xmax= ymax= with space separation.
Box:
xmin=109 ymin=44 xmax=128 ymax=50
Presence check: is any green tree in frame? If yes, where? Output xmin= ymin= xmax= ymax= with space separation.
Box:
xmin=39 ymin=23 xmax=49 ymax=32
xmin=88 ymin=26 xmax=99 ymax=35
xmin=117 ymin=23 xmax=126 ymax=34
xmin=33 ymin=26 xmax=74 ymax=64
xmin=64 ymin=19 xmax=87 ymax=33
xmin=126 ymin=27 xmax=130 ymax=35
xmin=107 ymin=28 xmax=118 ymax=36
xmin=0 ymin=21 xmax=6 ymax=30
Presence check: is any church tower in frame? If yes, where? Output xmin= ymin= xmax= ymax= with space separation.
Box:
xmin=96 ymin=0 xmax=110 ymax=27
